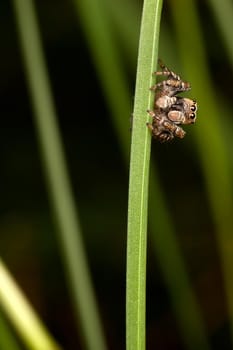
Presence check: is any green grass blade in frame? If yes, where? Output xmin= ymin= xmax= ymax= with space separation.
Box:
xmin=12 ymin=1 xmax=107 ymax=349
xmin=0 ymin=259 xmax=62 ymax=350
xmin=0 ymin=312 xmax=23 ymax=350
xmin=169 ymin=0 xmax=233 ymax=343
xmin=126 ymin=1 xmax=163 ymax=349
xmin=207 ymin=0 xmax=233 ymax=66
xmin=73 ymin=0 xmax=132 ymax=154
xmin=148 ymin=172 xmax=211 ymax=350
xmin=102 ymin=0 xmax=140 ymax=66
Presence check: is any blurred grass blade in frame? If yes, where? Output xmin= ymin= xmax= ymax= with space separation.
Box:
xmin=0 ymin=259 xmax=62 ymax=350
xmin=169 ymin=0 xmax=233 ymax=343
xmin=73 ymin=0 xmax=132 ymax=155
xmin=12 ymin=1 xmax=107 ymax=349
xmin=207 ymin=0 xmax=233 ymax=66
xmin=127 ymin=1 xmax=163 ymax=349
xmin=148 ymin=172 xmax=211 ymax=350
xmin=0 ymin=311 xmax=23 ymax=350
xmin=102 ymin=0 xmax=140 ymax=67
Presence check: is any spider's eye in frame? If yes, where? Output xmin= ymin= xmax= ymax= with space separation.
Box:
xmin=190 ymin=113 xmax=196 ymax=119
xmin=191 ymin=105 xmax=196 ymax=111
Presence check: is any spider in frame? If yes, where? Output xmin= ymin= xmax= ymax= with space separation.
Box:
xmin=147 ymin=59 xmax=197 ymax=142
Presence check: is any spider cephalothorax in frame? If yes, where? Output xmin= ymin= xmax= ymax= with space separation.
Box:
xmin=147 ymin=59 xmax=197 ymax=142
xmin=167 ymin=97 xmax=197 ymax=125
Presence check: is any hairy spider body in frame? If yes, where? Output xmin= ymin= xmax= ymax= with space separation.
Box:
xmin=147 ymin=60 xmax=197 ymax=142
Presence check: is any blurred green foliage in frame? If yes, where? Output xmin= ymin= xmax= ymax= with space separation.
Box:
xmin=0 ymin=0 xmax=233 ymax=349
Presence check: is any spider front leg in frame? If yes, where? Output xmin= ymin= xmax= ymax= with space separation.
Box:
xmin=150 ymin=60 xmax=191 ymax=96
xmin=146 ymin=118 xmax=174 ymax=142
xmin=150 ymin=78 xmax=191 ymax=96
xmin=154 ymin=59 xmax=182 ymax=80
xmin=162 ymin=120 xmax=186 ymax=139
xmin=147 ymin=109 xmax=186 ymax=141
xmin=154 ymin=70 xmax=181 ymax=83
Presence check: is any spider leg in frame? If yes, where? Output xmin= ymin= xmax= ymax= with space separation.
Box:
xmin=146 ymin=122 xmax=153 ymax=132
xmin=147 ymin=109 xmax=156 ymax=118
xmin=163 ymin=121 xmax=186 ymax=138
xmin=158 ymin=58 xmax=167 ymax=70
xmin=150 ymin=80 xmax=168 ymax=91
xmin=154 ymin=59 xmax=182 ymax=81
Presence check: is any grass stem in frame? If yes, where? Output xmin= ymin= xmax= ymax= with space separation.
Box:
xmin=12 ymin=1 xmax=107 ymax=349
xmin=126 ymin=1 xmax=163 ymax=349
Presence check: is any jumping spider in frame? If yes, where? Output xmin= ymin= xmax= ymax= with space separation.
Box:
xmin=147 ymin=59 xmax=197 ymax=142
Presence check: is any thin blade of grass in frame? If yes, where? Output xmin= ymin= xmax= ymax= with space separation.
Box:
xmin=0 ymin=311 xmax=23 ymax=350
xmin=102 ymin=0 xmax=140 ymax=67
xmin=0 ymin=259 xmax=62 ymax=350
xmin=207 ymin=0 xmax=233 ymax=67
xmin=12 ymin=1 xmax=107 ymax=349
xmin=148 ymin=172 xmax=211 ymax=350
xmin=169 ymin=0 xmax=233 ymax=343
xmin=73 ymin=0 xmax=132 ymax=154
xmin=127 ymin=1 xmax=163 ymax=349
